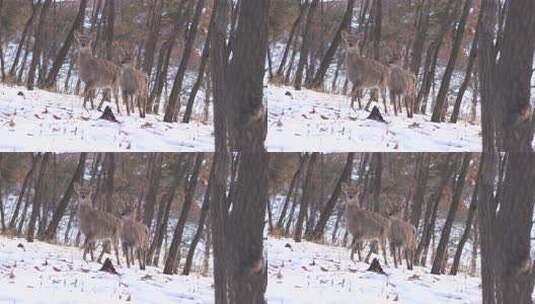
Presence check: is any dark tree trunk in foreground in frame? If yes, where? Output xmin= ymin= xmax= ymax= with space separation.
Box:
xmin=9 ymin=154 xmax=39 ymax=230
xmin=43 ymin=153 xmax=87 ymax=241
xmin=276 ymin=154 xmax=307 ymax=231
xmin=294 ymin=0 xmax=320 ymax=90
xmin=26 ymin=0 xmax=52 ymax=90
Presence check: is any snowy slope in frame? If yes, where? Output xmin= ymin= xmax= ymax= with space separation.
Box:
xmin=0 ymin=235 xmax=481 ymax=304
xmin=0 ymin=83 xmax=482 ymax=151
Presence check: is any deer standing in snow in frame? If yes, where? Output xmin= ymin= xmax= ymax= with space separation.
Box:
xmin=341 ymin=31 xmax=391 ymax=113
xmin=389 ymin=217 xmax=416 ymax=270
xmin=119 ymin=52 xmax=148 ymax=118
xmin=388 ymin=62 xmax=416 ymax=118
xmin=74 ymin=184 xmax=122 ymax=266
xmin=120 ymin=208 xmax=149 ymax=270
xmin=73 ymin=32 xmax=121 ymax=113
xmin=341 ymin=183 xmax=391 ymax=266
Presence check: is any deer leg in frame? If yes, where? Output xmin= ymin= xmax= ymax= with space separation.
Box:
xmin=114 ymin=87 xmax=121 ymax=115
xmin=82 ymin=237 xmax=90 ymax=261
xmin=364 ymin=242 xmax=375 ymax=264
xmin=381 ymin=240 xmax=389 ymax=266
xmin=381 ymin=88 xmax=388 ymax=114
xmin=137 ymin=248 xmax=144 ymax=270
xmin=357 ymin=242 xmax=362 ymax=261
xmin=89 ymin=242 xmax=95 ymax=261
xmin=350 ymin=237 xmax=357 ymax=261
xmin=137 ymin=96 xmax=143 ymax=118
xmin=390 ymin=91 xmax=398 ymax=116
xmin=390 ymin=243 xmax=398 ymax=268
xmin=97 ymin=243 xmax=106 ymax=263
xmin=123 ymin=243 xmax=131 ymax=268
xmin=113 ymin=239 xmax=121 ymax=266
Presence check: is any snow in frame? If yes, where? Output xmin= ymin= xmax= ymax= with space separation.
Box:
xmin=0 ymin=235 xmax=482 ymax=303
xmin=0 ymin=83 xmax=482 ymax=152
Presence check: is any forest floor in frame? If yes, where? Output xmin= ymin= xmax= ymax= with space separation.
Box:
xmin=0 ymin=234 xmax=482 ymax=303
xmin=0 ymin=82 xmax=482 ymax=151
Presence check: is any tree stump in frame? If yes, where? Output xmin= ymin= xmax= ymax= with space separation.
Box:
xmin=367 ymin=258 xmax=386 ymax=275
xmin=367 ymin=106 xmax=386 ymax=123
xmin=100 ymin=258 xmax=119 ymax=275
xmin=98 ymin=106 xmax=119 ymax=123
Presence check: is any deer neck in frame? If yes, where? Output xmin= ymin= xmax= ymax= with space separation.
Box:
xmin=78 ymin=49 xmax=93 ymax=68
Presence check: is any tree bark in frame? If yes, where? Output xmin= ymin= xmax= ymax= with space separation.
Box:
xmin=27 ymin=152 xmax=50 ymax=242
xmin=294 ymin=0 xmax=320 ymax=90
xmin=26 ymin=0 xmax=52 ymax=89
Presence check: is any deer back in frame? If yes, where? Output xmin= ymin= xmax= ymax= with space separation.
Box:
xmin=78 ymin=205 xmax=122 ymax=240
xmin=389 ymin=218 xmax=416 ymax=249
xmin=345 ymin=205 xmax=391 ymax=241
xmin=389 ymin=65 xmax=416 ymax=96
xmin=121 ymin=217 xmax=149 ymax=249
xmin=345 ymin=53 xmax=390 ymax=89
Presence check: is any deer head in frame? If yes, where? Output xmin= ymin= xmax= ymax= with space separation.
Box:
xmin=341 ymin=30 xmax=362 ymax=55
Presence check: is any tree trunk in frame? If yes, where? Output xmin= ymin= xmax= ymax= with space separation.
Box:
xmin=43 ymin=153 xmax=87 ymax=241
xmin=310 ymin=0 xmax=355 ymax=88
xmin=183 ymin=157 xmax=214 ymax=275
xmin=27 ymin=152 xmax=50 ymax=242
xmin=431 ymin=153 xmax=471 ymax=274
xmin=164 ymin=0 xmax=206 ymax=122
xmin=164 ymin=153 xmax=204 ymax=274
xmin=450 ymin=156 xmax=481 ymax=275
xmin=410 ymin=0 xmax=432 ymax=78
xmin=44 ymin=0 xmax=87 ymax=88
xmin=450 ymin=4 xmax=482 ymax=123
xmin=294 ymin=0 xmax=320 ymax=90
xmin=26 ymin=0 xmax=52 ymax=89
xmin=143 ymin=153 xmax=163 ymax=231
xmin=9 ymin=154 xmax=40 ymax=230
xmin=311 ymin=153 xmax=354 ymax=240
xmin=276 ymin=1 xmax=307 ymax=79
xmin=293 ymin=152 xmax=318 ymax=242
xmin=276 ymin=154 xmax=307 ymax=230
xmin=410 ymin=154 xmax=430 ymax=231
xmin=431 ymin=0 xmax=473 ymax=122
xmin=9 ymin=1 xmax=39 ymax=77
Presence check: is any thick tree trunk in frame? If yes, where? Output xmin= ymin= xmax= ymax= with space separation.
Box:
xmin=410 ymin=154 xmax=430 ymax=231
xmin=143 ymin=153 xmax=163 ymax=231
xmin=9 ymin=155 xmax=40 ymax=230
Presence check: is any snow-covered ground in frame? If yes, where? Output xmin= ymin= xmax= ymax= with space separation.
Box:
xmin=0 ymin=235 xmax=481 ymax=303
xmin=0 ymin=82 xmax=482 ymax=151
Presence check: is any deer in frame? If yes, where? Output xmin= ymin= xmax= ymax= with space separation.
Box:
xmin=341 ymin=183 xmax=391 ymax=266
xmin=73 ymin=32 xmax=121 ymax=114
xmin=341 ymin=31 xmax=391 ymax=114
xmin=74 ymin=184 xmax=122 ymax=266
xmin=389 ymin=217 xmax=416 ymax=270
xmin=118 ymin=52 xmax=148 ymax=118
xmin=388 ymin=62 xmax=416 ymax=118
xmin=120 ymin=208 xmax=149 ymax=270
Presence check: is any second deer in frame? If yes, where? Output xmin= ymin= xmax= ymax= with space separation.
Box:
xmin=388 ymin=63 xmax=416 ymax=118
xmin=389 ymin=217 xmax=416 ymax=270
xmin=120 ymin=208 xmax=149 ymax=270
xmin=119 ymin=53 xmax=148 ymax=118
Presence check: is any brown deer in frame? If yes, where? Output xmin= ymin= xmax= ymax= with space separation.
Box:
xmin=74 ymin=184 xmax=122 ymax=266
xmin=342 ymin=183 xmax=391 ymax=266
xmin=73 ymin=32 xmax=121 ymax=113
xmin=388 ymin=63 xmax=416 ymax=118
xmin=341 ymin=31 xmax=390 ymax=114
xmin=389 ymin=218 xmax=416 ymax=270
xmin=120 ymin=208 xmax=149 ymax=270
xmin=119 ymin=52 xmax=148 ymax=118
